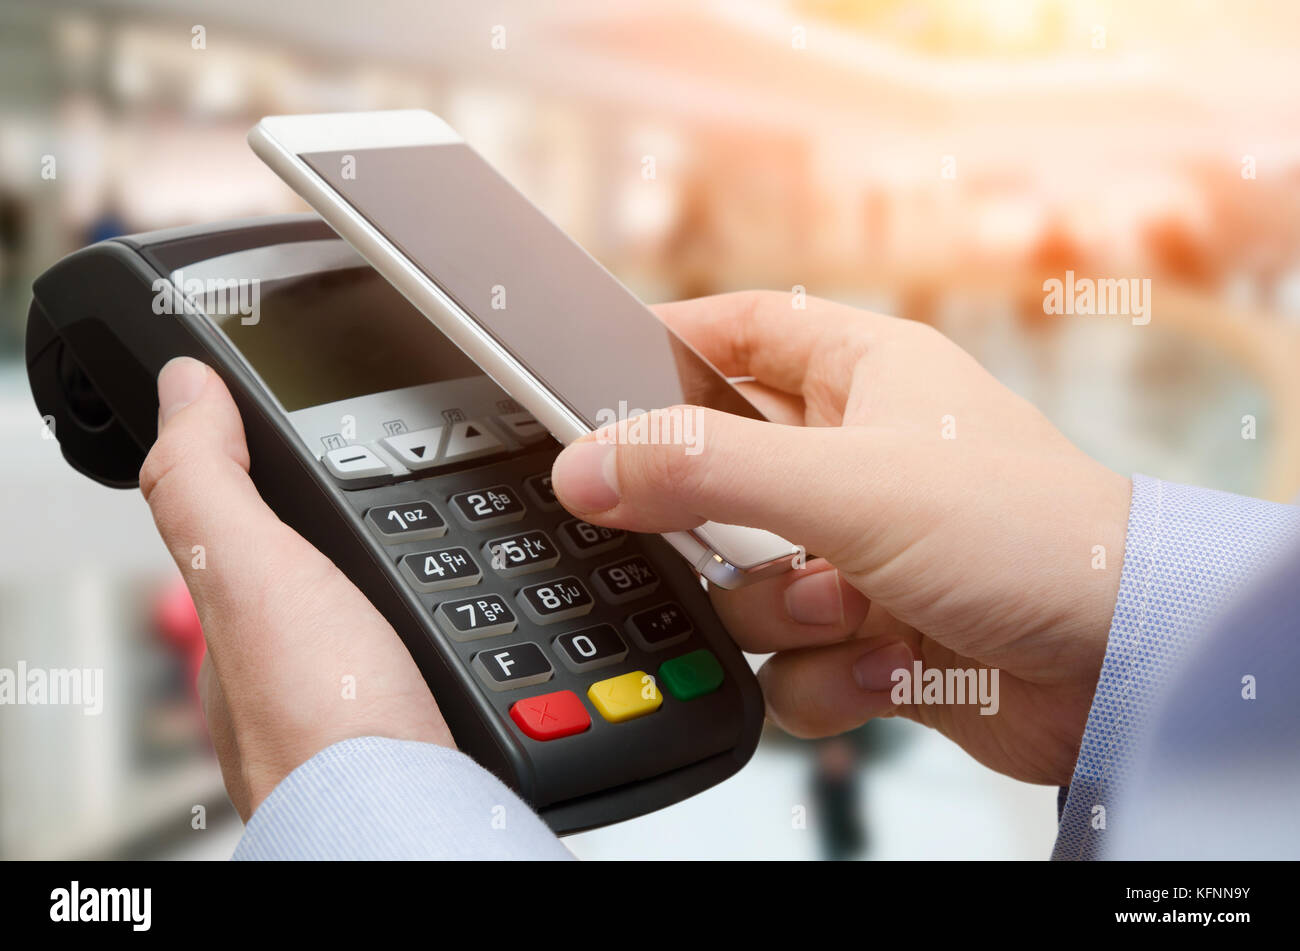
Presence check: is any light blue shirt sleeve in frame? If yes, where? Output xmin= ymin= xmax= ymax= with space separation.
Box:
xmin=1052 ymin=473 xmax=1300 ymax=860
xmin=232 ymin=736 xmax=571 ymax=860
xmin=1110 ymin=530 xmax=1300 ymax=858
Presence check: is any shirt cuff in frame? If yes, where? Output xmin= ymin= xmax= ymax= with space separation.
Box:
xmin=232 ymin=736 xmax=573 ymax=860
xmin=1052 ymin=474 xmax=1300 ymax=859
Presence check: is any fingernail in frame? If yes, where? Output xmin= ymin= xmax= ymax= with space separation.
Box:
xmin=784 ymin=569 xmax=844 ymax=626
xmin=552 ymin=440 xmax=619 ymax=514
xmin=157 ymin=357 xmax=209 ymax=425
xmin=852 ymin=642 xmax=912 ymax=692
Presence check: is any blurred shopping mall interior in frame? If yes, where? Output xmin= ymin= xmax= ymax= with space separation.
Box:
xmin=2 ymin=0 xmax=1299 ymax=859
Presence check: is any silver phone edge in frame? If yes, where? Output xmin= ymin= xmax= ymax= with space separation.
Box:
xmin=664 ymin=530 xmax=801 ymax=590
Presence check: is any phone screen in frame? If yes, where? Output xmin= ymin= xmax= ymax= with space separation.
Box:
xmin=299 ymin=144 xmax=765 ymax=429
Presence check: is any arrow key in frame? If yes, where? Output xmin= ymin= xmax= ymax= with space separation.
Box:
xmin=381 ymin=426 xmax=445 ymax=471
xmin=443 ymin=419 xmax=505 ymax=464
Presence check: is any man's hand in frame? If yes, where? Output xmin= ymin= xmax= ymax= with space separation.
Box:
xmin=551 ymin=291 xmax=1130 ymax=785
xmin=140 ymin=357 xmax=453 ymax=820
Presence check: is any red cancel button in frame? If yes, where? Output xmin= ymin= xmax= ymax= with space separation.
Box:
xmin=510 ymin=689 xmax=591 ymax=741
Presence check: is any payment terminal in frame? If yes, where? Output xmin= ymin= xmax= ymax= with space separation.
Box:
xmin=25 ymin=215 xmax=764 ymax=832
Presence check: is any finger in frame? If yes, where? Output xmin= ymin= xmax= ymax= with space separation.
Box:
xmin=650 ymin=290 xmax=900 ymax=403
xmin=710 ymin=560 xmax=871 ymax=653
xmin=758 ymin=639 xmax=913 ymax=738
xmin=551 ymin=406 xmax=891 ymax=565
xmin=732 ymin=379 xmax=804 ymax=426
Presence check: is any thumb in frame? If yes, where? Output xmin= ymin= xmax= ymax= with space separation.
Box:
xmin=550 ymin=406 xmax=884 ymax=564
xmin=139 ymin=357 xmax=287 ymax=612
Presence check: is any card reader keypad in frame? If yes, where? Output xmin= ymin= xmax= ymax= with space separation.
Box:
xmin=344 ymin=446 xmax=730 ymax=757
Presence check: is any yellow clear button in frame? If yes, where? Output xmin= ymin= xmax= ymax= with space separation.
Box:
xmin=587 ymin=670 xmax=663 ymax=723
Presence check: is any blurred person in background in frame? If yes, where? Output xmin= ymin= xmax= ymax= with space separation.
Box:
xmin=811 ymin=736 xmax=866 ymax=861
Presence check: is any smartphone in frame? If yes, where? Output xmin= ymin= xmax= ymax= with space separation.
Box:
xmin=248 ymin=110 xmax=800 ymax=588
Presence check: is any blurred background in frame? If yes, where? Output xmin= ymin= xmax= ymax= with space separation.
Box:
xmin=3 ymin=0 xmax=1299 ymax=859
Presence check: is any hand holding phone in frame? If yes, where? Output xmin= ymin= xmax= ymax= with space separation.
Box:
xmin=551 ymin=289 xmax=1133 ymax=788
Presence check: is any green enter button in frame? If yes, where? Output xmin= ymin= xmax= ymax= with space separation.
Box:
xmin=658 ymin=649 xmax=724 ymax=701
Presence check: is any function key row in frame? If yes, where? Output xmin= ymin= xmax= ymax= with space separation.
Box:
xmin=323 ymin=413 xmax=552 ymax=485
xmin=382 ymin=419 xmax=509 ymax=472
